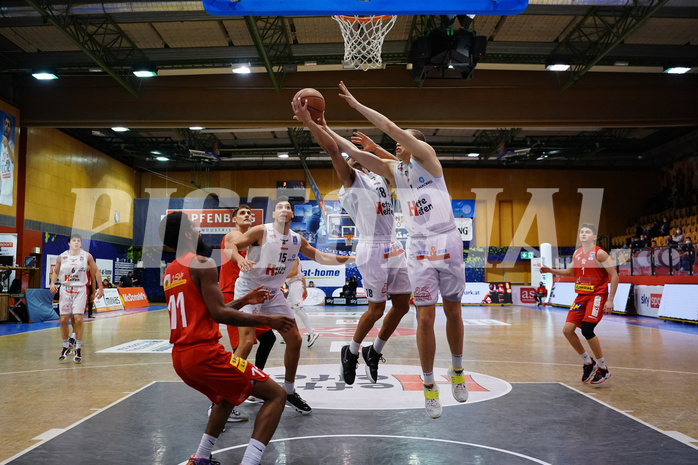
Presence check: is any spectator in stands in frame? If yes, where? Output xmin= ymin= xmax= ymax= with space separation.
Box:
xmin=647 ymin=221 xmax=660 ymax=239
xmin=535 ymin=282 xmax=547 ymax=306
xmin=668 ymin=228 xmax=684 ymax=245
xmin=105 ymin=276 xmax=115 ymax=288
xmin=658 ymin=216 xmax=671 ymax=237
xmin=131 ymin=271 xmax=139 ymax=287
xmin=633 ymin=235 xmax=650 ymax=249
xmin=308 ymin=281 xmax=315 ymax=288
xmin=679 ymin=237 xmax=695 ymax=272
xmin=119 ymin=272 xmax=133 ymax=287
xmin=633 ymin=223 xmax=643 ymax=238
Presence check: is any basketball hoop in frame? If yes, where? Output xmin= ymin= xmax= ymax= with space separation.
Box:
xmin=332 ymin=15 xmax=397 ymax=71
xmin=343 ymin=234 xmax=354 ymax=246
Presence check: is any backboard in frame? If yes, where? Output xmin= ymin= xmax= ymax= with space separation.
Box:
xmin=203 ymin=0 xmax=528 ymax=17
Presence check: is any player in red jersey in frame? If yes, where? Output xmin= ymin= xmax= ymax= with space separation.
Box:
xmin=540 ymin=223 xmax=618 ymax=385
xmin=160 ymin=211 xmax=294 ymax=465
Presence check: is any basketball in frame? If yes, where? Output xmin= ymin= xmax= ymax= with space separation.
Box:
xmin=294 ymin=88 xmax=325 ymax=124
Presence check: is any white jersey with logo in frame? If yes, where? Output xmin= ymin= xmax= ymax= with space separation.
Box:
xmin=338 ymin=169 xmax=411 ymax=302
xmin=240 ymin=223 xmax=301 ymax=291
xmin=338 ymin=169 xmax=394 ymax=240
xmin=58 ymin=249 xmax=89 ymax=287
xmin=392 ymin=157 xmax=456 ymax=237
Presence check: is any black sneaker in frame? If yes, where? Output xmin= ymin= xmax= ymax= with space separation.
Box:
xmin=286 ymin=391 xmax=312 ymax=415
xmin=340 ymin=345 xmax=359 ymax=385
xmin=581 ymin=359 xmax=598 ymax=383
xmin=59 ymin=347 xmax=69 ymax=361
xmin=590 ymin=367 xmax=611 ymax=385
xmin=67 ymin=337 xmax=76 ymax=355
xmin=362 ymin=345 xmax=385 ymax=384
xmin=74 ymin=348 xmax=82 ymax=364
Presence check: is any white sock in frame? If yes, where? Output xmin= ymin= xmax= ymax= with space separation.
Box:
xmin=581 ymin=352 xmax=592 ymax=364
xmin=451 ymin=354 xmax=463 ymax=371
xmin=295 ymin=306 xmax=313 ymax=333
xmin=597 ymin=357 xmax=606 ymax=369
xmin=62 ymin=339 xmax=69 ymax=348
xmin=372 ymin=336 xmax=387 ymax=354
xmin=284 ymin=381 xmax=295 ymax=395
xmin=76 ymin=341 xmax=82 ymax=350
xmin=349 ymin=340 xmax=361 ymax=355
xmin=240 ymin=438 xmax=265 ymax=465
xmin=423 ymin=372 xmax=435 ymax=385
xmin=194 ymin=433 xmax=217 ymax=459
xmin=71 ymin=332 xmax=76 ymax=340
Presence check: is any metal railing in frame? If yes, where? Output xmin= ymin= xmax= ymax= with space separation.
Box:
xmin=556 ymin=245 xmax=695 ymax=276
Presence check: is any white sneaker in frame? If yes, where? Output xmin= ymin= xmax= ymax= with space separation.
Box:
xmin=207 ymin=404 xmax=250 ymax=423
xmin=423 ymin=384 xmax=442 ymax=419
xmin=307 ymin=332 xmax=319 ymax=348
xmin=226 ymin=408 xmax=250 ymax=422
xmin=447 ymin=365 xmax=469 ymax=403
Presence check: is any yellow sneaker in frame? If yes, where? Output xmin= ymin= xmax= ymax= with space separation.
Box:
xmin=423 ymin=383 xmax=442 ymax=419
xmin=448 ymin=365 xmax=468 ymax=402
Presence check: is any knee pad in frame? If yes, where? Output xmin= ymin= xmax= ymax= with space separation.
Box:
xmin=581 ymin=321 xmax=597 ymax=340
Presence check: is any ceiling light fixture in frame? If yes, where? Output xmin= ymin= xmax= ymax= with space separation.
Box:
xmin=189 ymin=126 xmax=204 ymax=130
xmin=545 ymin=63 xmax=570 ymax=71
xmin=32 ymin=72 xmax=58 ymax=80
xmin=155 ymin=156 xmax=169 ymax=161
xmin=663 ymin=66 xmax=691 ymax=74
xmin=232 ymin=63 xmax=251 ymax=74
xmin=111 ymin=127 xmax=130 ymax=132
xmin=151 ymin=150 xmax=162 ymax=155
xmin=467 ymin=153 xmax=479 ymax=158
xmin=277 ymin=152 xmax=289 ymax=158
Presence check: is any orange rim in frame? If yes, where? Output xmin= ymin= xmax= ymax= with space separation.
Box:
xmin=332 ymin=15 xmax=395 ymax=23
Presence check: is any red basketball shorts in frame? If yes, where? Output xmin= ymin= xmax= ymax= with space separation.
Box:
xmin=172 ymin=343 xmax=269 ymax=406
xmin=566 ymin=293 xmax=608 ymax=327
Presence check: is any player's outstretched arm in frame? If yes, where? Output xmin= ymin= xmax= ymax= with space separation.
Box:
xmin=324 ymin=124 xmax=396 ymax=182
xmin=292 ymin=98 xmax=354 ymax=189
xmin=299 ymin=237 xmax=355 ymax=266
xmin=338 ymin=81 xmax=440 ymax=176
xmin=222 ymin=229 xmax=243 ymax=260
xmin=230 ymin=225 xmax=265 ymax=272
xmin=192 ymin=258 xmax=294 ymax=331
xmin=539 ymin=263 xmax=574 ymax=277
xmin=351 ymin=131 xmax=397 ymax=161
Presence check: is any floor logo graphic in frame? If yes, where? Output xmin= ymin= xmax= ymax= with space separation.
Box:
xmin=262 ymin=364 xmax=511 ymax=410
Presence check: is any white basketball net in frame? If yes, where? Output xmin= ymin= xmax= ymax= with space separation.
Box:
xmin=332 ymin=15 xmax=397 ymax=71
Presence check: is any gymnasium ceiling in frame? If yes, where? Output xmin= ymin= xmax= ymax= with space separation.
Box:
xmin=1 ymin=0 xmax=698 ymax=171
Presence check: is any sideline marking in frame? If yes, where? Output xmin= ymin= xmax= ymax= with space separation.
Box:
xmin=183 ymin=434 xmax=554 ymax=465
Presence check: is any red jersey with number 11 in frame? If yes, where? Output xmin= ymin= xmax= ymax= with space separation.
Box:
xmin=573 ymin=245 xmax=609 ymax=295
xmin=164 ymin=253 xmax=222 ymax=346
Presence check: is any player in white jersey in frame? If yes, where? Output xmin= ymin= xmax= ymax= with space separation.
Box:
xmin=285 ymin=257 xmax=319 ymax=347
xmin=50 ymin=234 xmax=104 ymax=363
xmin=292 ymin=97 xmax=411 ymax=385
xmin=228 ymin=198 xmax=354 ymax=414
xmin=0 ymin=115 xmax=15 ymax=206
xmin=336 ymin=81 xmax=467 ymax=419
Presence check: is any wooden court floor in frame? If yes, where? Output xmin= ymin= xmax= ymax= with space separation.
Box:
xmin=1 ymin=304 xmax=697 ymax=463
